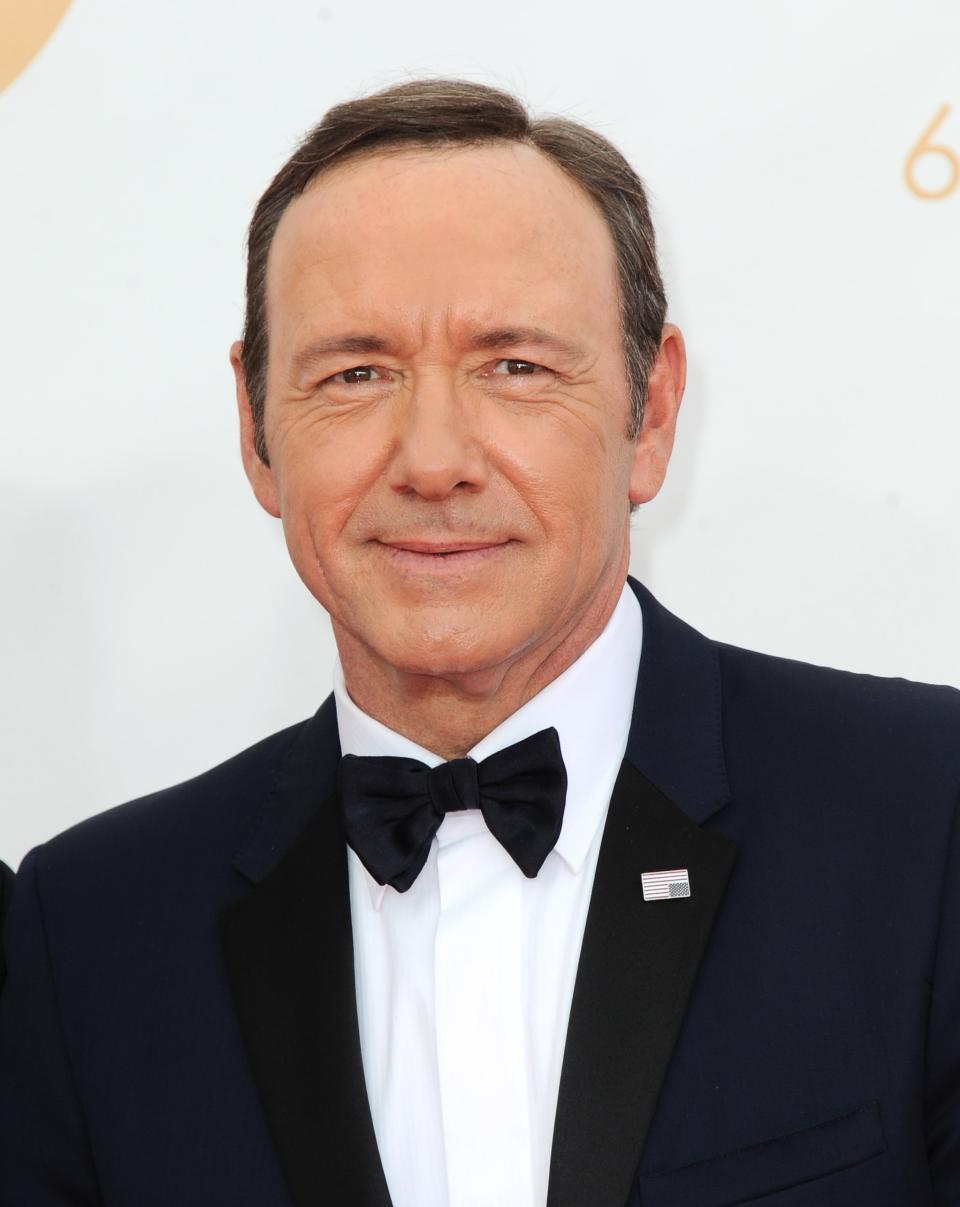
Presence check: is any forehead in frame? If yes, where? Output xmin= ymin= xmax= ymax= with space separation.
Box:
xmin=265 ymin=141 xmax=622 ymax=347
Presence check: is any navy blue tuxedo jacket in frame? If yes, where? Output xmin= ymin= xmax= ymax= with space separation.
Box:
xmin=2 ymin=578 xmax=959 ymax=1206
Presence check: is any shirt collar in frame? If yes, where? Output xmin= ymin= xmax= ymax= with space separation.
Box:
xmin=334 ymin=581 xmax=643 ymax=909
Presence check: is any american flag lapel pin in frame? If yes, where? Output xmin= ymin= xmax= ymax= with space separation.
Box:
xmin=641 ymin=868 xmax=691 ymax=901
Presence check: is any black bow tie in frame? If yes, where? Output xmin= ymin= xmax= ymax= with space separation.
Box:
xmin=339 ymin=727 xmax=567 ymax=893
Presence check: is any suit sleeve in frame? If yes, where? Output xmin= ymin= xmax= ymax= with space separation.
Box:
xmin=925 ymin=789 xmax=960 ymax=1203
xmin=0 ymin=846 xmax=103 ymax=1206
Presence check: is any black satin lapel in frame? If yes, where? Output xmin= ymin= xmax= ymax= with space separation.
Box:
xmin=220 ymin=788 xmax=392 ymax=1207
xmin=547 ymin=760 xmax=737 ymax=1207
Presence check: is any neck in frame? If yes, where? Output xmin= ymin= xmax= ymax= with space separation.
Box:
xmin=335 ymin=559 xmax=629 ymax=761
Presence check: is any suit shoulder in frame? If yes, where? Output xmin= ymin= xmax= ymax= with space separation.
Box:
xmin=716 ymin=639 xmax=960 ymax=780
xmin=716 ymin=638 xmax=960 ymax=720
xmin=32 ymin=718 xmax=312 ymax=878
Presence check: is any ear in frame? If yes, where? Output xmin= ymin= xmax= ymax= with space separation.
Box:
xmin=230 ymin=340 xmax=281 ymax=518
xmin=629 ymin=323 xmax=686 ymax=506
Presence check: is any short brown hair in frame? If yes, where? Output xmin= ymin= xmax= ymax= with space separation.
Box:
xmin=240 ymin=78 xmax=666 ymax=461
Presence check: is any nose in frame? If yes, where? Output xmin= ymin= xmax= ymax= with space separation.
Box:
xmin=386 ymin=375 xmax=489 ymax=501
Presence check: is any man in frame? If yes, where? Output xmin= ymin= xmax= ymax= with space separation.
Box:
xmin=1 ymin=78 xmax=958 ymax=1207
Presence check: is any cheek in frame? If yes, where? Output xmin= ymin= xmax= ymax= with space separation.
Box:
xmin=495 ymin=413 xmax=629 ymax=544
xmin=273 ymin=425 xmax=382 ymax=569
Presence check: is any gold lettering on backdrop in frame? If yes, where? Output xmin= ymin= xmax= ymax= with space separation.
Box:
xmin=904 ymin=105 xmax=958 ymax=200
xmin=0 ymin=0 xmax=73 ymax=94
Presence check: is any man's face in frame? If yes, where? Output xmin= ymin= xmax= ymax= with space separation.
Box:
xmin=233 ymin=142 xmax=682 ymax=683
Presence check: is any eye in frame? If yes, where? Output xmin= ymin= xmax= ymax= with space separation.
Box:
xmin=328 ymin=365 xmax=383 ymax=385
xmin=491 ymin=358 xmax=543 ymax=376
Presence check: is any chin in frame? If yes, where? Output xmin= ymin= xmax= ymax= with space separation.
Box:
xmin=378 ymin=619 xmax=529 ymax=681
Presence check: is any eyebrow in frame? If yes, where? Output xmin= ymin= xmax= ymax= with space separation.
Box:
xmin=289 ymin=325 xmax=587 ymax=377
xmin=465 ymin=326 xmax=587 ymax=361
xmin=290 ymin=334 xmax=390 ymax=376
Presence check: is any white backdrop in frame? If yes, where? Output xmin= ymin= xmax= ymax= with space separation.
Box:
xmin=2 ymin=0 xmax=958 ymax=869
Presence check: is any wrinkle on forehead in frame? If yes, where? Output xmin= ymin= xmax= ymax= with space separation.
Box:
xmin=265 ymin=141 xmax=624 ymax=372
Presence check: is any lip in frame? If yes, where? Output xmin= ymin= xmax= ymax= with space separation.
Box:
xmin=377 ymin=539 xmax=510 ymax=555
xmin=372 ymin=539 xmax=515 ymax=572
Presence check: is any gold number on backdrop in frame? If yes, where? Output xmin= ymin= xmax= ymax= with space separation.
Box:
xmin=904 ymin=105 xmax=958 ymax=200
xmin=0 ymin=0 xmax=73 ymax=94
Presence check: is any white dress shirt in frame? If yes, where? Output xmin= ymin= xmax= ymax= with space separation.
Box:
xmin=334 ymin=582 xmax=643 ymax=1207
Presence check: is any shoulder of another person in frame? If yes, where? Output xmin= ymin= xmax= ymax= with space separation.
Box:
xmin=0 ymin=858 xmax=14 ymax=921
